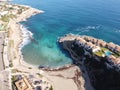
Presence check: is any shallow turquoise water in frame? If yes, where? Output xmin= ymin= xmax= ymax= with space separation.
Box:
xmin=105 ymin=51 xmax=112 ymax=57
xmin=13 ymin=0 xmax=120 ymax=67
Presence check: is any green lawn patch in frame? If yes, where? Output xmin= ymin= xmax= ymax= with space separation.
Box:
xmin=1 ymin=15 xmax=10 ymax=22
xmin=94 ymin=51 xmax=104 ymax=57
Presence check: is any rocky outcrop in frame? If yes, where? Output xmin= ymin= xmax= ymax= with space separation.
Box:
xmin=59 ymin=34 xmax=120 ymax=90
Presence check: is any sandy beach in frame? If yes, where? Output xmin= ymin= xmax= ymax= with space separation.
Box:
xmin=7 ymin=6 xmax=44 ymax=68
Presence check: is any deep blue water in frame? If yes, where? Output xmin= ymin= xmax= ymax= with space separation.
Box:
xmin=13 ymin=0 xmax=120 ymax=67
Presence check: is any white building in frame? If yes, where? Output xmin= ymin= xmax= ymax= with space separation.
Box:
xmin=0 ymin=11 xmax=8 ymax=16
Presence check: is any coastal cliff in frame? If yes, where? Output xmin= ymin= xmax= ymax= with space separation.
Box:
xmin=59 ymin=34 xmax=120 ymax=90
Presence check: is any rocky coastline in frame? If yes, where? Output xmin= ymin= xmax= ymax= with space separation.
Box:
xmin=59 ymin=34 xmax=120 ymax=90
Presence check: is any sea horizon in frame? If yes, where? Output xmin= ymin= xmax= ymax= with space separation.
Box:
xmin=12 ymin=0 xmax=120 ymax=67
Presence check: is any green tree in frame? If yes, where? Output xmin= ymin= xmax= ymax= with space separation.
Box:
xmin=49 ymin=86 xmax=53 ymax=90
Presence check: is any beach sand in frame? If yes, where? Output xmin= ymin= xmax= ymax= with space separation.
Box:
xmin=43 ymin=65 xmax=85 ymax=90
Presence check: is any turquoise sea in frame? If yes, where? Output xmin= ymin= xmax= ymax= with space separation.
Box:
xmin=13 ymin=0 xmax=120 ymax=67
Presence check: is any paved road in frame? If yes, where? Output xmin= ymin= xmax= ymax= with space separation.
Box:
xmin=0 ymin=31 xmax=5 ymax=71
xmin=0 ymin=31 xmax=10 ymax=90
xmin=0 ymin=70 xmax=10 ymax=90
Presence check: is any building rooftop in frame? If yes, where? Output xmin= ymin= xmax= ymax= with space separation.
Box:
xmin=15 ymin=77 xmax=33 ymax=90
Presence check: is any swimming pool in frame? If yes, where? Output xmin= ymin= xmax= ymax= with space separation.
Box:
xmin=105 ymin=51 xmax=112 ymax=57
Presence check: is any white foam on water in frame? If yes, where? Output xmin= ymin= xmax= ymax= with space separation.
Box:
xmin=75 ymin=25 xmax=101 ymax=33
xmin=19 ymin=25 xmax=33 ymax=50
xmin=115 ymin=30 xmax=120 ymax=33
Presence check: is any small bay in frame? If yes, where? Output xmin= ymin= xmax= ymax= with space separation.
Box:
xmin=13 ymin=0 xmax=120 ymax=67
